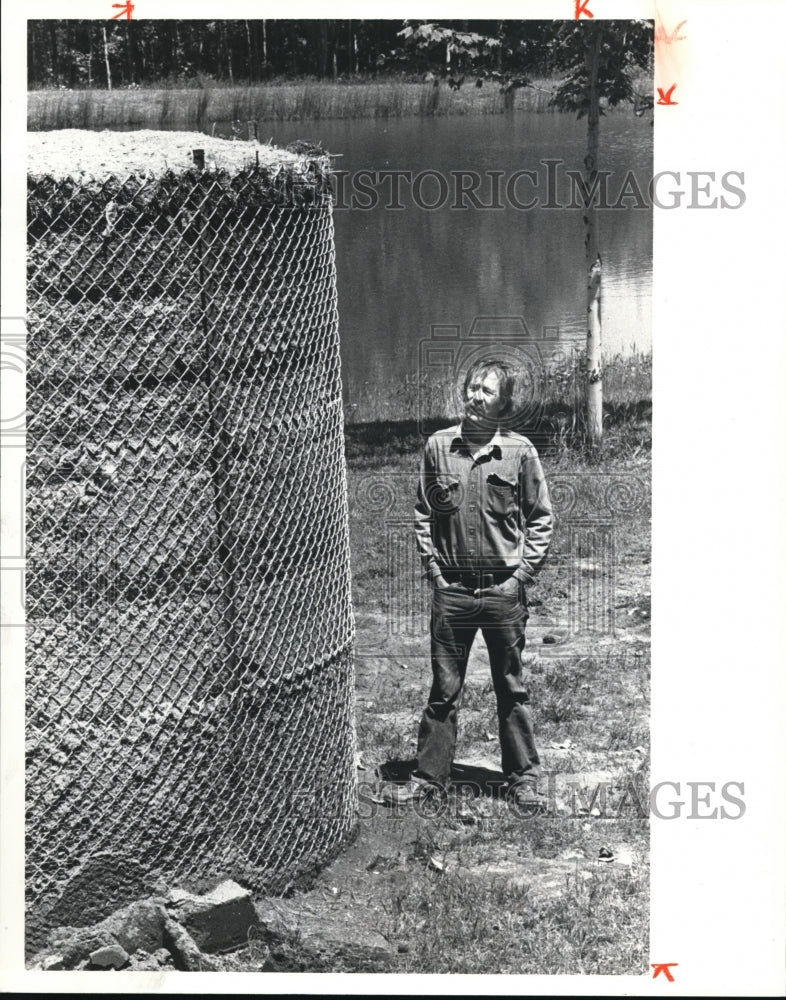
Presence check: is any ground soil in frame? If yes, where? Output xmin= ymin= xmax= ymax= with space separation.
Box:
xmin=218 ymin=448 xmax=652 ymax=973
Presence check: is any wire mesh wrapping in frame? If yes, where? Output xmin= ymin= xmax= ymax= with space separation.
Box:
xmin=25 ymin=146 xmax=357 ymax=934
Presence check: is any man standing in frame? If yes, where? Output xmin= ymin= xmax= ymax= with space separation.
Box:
xmin=405 ymin=358 xmax=553 ymax=813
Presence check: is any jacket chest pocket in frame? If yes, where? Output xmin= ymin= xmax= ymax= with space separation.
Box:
xmin=429 ymin=478 xmax=462 ymax=515
xmin=486 ymin=474 xmax=516 ymax=517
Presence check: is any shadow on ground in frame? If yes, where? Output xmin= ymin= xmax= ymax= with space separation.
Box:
xmin=379 ymin=757 xmax=509 ymax=799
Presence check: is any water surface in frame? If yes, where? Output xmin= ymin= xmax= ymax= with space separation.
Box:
xmin=257 ymin=111 xmax=652 ymax=411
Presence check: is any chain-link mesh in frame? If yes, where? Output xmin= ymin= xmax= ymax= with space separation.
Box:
xmin=25 ymin=159 xmax=356 ymax=932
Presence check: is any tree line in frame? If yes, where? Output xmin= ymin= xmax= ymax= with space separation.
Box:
xmin=28 ymin=17 xmax=653 ymax=448
xmin=27 ymin=19 xmax=624 ymax=90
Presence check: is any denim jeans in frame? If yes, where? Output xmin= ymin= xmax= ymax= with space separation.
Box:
xmin=416 ymin=580 xmax=541 ymax=789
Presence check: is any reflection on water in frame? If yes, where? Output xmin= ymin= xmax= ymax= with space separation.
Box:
xmin=222 ymin=111 xmax=653 ymax=409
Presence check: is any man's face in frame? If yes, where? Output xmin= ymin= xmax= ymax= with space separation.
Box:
xmin=465 ymin=369 xmax=505 ymax=424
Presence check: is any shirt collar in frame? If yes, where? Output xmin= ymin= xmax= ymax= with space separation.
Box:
xmin=450 ymin=425 xmax=504 ymax=460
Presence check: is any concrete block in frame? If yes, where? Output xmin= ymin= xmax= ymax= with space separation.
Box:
xmin=167 ymin=880 xmax=257 ymax=954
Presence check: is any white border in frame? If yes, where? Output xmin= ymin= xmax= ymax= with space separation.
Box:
xmin=3 ymin=1 xmax=785 ymax=994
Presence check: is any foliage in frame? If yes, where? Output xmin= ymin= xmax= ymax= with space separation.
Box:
xmin=549 ymin=20 xmax=653 ymax=118
xmin=28 ymin=19 xmax=412 ymax=88
xmin=379 ymin=19 xmax=560 ymax=81
xmin=382 ymin=22 xmax=501 ymax=73
xmin=28 ymin=19 xmax=652 ymax=93
xmin=377 ymin=19 xmax=652 ymax=99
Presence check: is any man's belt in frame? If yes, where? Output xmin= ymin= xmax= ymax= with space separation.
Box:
xmin=440 ymin=568 xmax=515 ymax=588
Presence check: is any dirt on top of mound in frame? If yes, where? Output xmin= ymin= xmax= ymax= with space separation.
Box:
xmin=27 ymin=129 xmax=313 ymax=180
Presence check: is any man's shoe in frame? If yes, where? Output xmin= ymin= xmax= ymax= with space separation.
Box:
xmin=509 ymin=782 xmax=549 ymax=816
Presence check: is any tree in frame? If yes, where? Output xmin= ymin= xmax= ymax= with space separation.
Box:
xmin=550 ymin=20 xmax=652 ymax=448
xmin=378 ymin=19 xmax=651 ymax=448
xmin=392 ymin=22 xmax=502 ymax=74
xmin=379 ymin=20 xmax=550 ymax=82
xmin=101 ymin=26 xmax=112 ymax=91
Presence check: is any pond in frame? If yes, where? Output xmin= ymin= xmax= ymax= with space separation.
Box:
xmin=253 ymin=110 xmax=652 ymax=414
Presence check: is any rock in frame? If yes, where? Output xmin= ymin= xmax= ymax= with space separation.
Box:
xmin=30 ymin=898 xmax=168 ymax=970
xmin=126 ymin=946 xmax=176 ymax=971
xmin=163 ymin=917 xmax=219 ymax=971
xmin=28 ymin=893 xmax=224 ymax=973
xmin=98 ymin=898 xmax=169 ymax=955
xmin=152 ymin=946 xmax=175 ymax=966
xmin=255 ymin=901 xmax=394 ymax=972
xmin=28 ymin=951 xmax=66 ymax=971
xmin=88 ymin=943 xmax=130 ymax=969
xmin=167 ymin=879 xmax=258 ymax=954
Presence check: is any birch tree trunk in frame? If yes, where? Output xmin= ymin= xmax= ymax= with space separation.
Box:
xmin=584 ymin=27 xmax=603 ymax=447
xmin=245 ymin=20 xmax=253 ymax=80
xmin=102 ymin=26 xmax=112 ymax=91
xmin=222 ymin=23 xmax=234 ymax=85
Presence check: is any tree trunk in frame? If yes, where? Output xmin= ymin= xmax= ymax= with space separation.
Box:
xmin=102 ymin=26 xmax=113 ymax=91
xmin=123 ymin=24 xmax=133 ymax=85
xmin=127 ymin=20 xmax=140 ymax=84
xmin=245 ymin=20 xmax=253 ymax=81
xmin=49 ymin=24 xmax=58 ymax=86
xmin=65 ymin=22 xmax=77 ymax=88
xmin=319 ymin=21 xmax=328 ymax=78
xmin=174 ymin=23 xmax=182 ymax=78
xmin=221 ymin=23 xmax=233 ymax=84
xmin=584 ymin=26 xmax=603 ymax=447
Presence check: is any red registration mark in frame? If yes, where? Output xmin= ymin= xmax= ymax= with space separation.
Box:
xmin=111 ymin=2 xmax=134 ymax=19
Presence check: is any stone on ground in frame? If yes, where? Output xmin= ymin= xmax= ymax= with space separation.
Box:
xmin=88 ymin=943 xmax=130 ymax=969
xmin=167 ymin=879 xmax=258 ymax=953
xmin=255 ymin=900 xmax=394 ymax=972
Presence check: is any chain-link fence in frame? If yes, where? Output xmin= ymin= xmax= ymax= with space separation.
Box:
xmin=26 ymin=145 xmax=356 ymax=941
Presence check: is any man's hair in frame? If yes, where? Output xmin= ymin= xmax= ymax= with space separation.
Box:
xmin=462 ymin=359 xmax=516 ymax=417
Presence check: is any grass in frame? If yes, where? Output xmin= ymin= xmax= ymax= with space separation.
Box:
xmin=334 ymin=384 xmax=650 ymax=973
xmin=384 ymin=862 xmax=648 ymax=974
xmin=28 ymin=77 xmax=574 ymax=132
xmin=344 ymin=350 xmax=652 ymax=469
xmin=28 ymin=393 xmax=651 ymax=972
